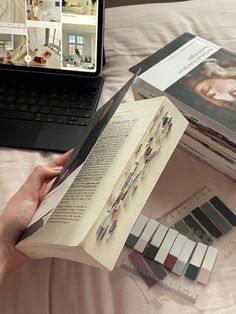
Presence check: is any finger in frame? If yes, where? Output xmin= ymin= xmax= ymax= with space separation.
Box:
xmin=20 ymin=165 xmax=62 ymax=196
xmin=47 ymin=149 xmax=74 ymax=168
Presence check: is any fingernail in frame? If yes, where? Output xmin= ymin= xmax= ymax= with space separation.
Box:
xmin=53 ymin=166 xmax=63 ymax=172
xmin=68 ymin=148 xmax=74 ymax=154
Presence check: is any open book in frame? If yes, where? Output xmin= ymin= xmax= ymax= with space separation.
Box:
xmin=16 ymin=77 xmax=187 ymax=271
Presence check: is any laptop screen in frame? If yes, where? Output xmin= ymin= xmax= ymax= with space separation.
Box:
xmin=0 ymin=0 xmax=104 ymax=77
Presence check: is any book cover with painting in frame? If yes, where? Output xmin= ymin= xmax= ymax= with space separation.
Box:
xmin=130 ymin=33 xmax=236 ymax=180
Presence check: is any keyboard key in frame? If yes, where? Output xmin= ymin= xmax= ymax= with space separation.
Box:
xmin=50 ymin=92 xmax=59 ymax=98
xmin=77 ymin=118 xmax=90 ymax=126
xmin=49 ymin=99 xmax=60 ymax=107
xmin=0 ymin=103 xmax=6 ymax=109
xmin=40 ymin=106 xmax=51 ymax=114
xmin=35 ymin=113 xmax=46 ymax=122
xmin=40 ymin=90 xmax=49 ymax=97
xmin=6 ymin=95 xmax=16 ymax=102
xmin=66 ymin=119 xmax=78 ymax=125
xmin=51 ymin=107 xmax=62 ymax=114
xmin=55 ymin=115 xmax=67 ymax=124
xmin=17 ymin=96 xmax=27 ymax=104
xmin=76 ymin=110 xmax=92 ymax=118
xmin=0 ymin=110 xmax=34 ymax=120
xmin=38 ymin=98 xmax=48 ymax=106
xmin=7 ymin=89 xmax=16 ymax=95
xmin=63 ymin=108 xmax=72 ymax=115
xmin=29 ymin=105 xmax=40 ymax=113
xmin=18 ymin=104 xmax=29 ymax=112
xmin=45 ymin=114 xmax=56 ymax=123
xmin=60 ymin=100 xmax=73 ymax=108
xmin=8 ymin=103 xmax=18 ymax=110
xmin=27 ymin=97 xmax=38 ymax=105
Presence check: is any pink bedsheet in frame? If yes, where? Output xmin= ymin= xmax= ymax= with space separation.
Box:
xmin=1 ymin=0 xmax=236 ymax=313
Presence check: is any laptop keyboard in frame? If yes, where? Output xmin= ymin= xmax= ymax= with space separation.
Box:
xmin=0 ymin=81 xmax=99 ymax=126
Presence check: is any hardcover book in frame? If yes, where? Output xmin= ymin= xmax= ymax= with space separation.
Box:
xmin=16 ymin=75 xmax=187 ymax=271
xmin=130 ymin=33 xmax=236 ymax=180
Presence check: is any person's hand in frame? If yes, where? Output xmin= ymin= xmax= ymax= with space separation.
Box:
xmin=0 ymin=150 xmax=73 ymax=279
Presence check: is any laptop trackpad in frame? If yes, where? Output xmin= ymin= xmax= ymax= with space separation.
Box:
xmin=0 ymin=120 xmax=41 ymax=149
xmin=35 ymin=124 xmax=86 ymax=152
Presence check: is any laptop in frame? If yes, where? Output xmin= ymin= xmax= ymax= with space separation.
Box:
xmin=0 ymin=0 xmax=105 ymax=152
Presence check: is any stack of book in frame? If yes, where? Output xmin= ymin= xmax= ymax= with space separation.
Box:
xmin=130 ymin=33 xmax=236 ymax=181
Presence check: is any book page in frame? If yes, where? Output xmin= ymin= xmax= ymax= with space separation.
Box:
xmin=49 ymin=117 xmax=137 ymax=225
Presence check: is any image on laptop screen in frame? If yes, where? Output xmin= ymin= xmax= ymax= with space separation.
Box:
xmin=0 ymin=0 xmax=103 ymax=75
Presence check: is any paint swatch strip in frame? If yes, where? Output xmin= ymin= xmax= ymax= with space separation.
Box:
xmin=154 ymin=228 xmax=179 ymax=264
xmin=144 ymin=223 xmax=168 ymax=259
xmin=196 ymin=246 xmax=218 ymax=285
xmin=125 ymin=214 xmax=149 ymax=248
xmin=209 ymin=196 xmax=236 ymax=226
xmin=172 ymin=238 xmax=196 ymax=276
xmin=134 ymin=218 xmax=159 ymax=253
xmin=200 ymin=202 xmax=232 ymax=234
xmin=163 ymin=233 xmax=188 ymax=270
xmin=184 ymin=242 xmax=208 ymax=281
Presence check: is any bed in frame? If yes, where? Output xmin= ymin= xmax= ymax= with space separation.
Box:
xmin=1 ymin=0 xmax=236 ymax=313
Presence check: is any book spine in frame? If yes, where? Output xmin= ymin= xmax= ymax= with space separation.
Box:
xmin=133 ymin=78 xmax=236 ymax=146
xmin=180 ymin=134 xmax=236 ymax=181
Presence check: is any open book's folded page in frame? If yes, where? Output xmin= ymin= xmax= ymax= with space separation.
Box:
xmin=17 ymin=96 xmax=188 ymax=270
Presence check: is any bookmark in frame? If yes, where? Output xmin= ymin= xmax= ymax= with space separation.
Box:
xmin=200 ymin=202 xmax=232 ymax=234
xmin=125 ymin=215 xmax=149 ymax=248
xmin=163 ymin=234 xmax=187 ymax=270
xmin=172 ymin=239 xmax=196 ymax=276
xmin=134 ymin=218 xmax=159 ymax=253
xmin=183 ymin=214 xmax=213 ymax=245
xmin=154 ymin=228 xmax=178 ymax=264
xmin=174 ymin=220 xmax=199 ymax=242
xmin=144 ymin=224 xmax=168 ymax=260
xmin=191 ymin=207 xmax=222 ymax=238
xmin=209 ymin=196 xmax=236 ymax=226
xmin=196 ymin=246 xmax=218 ymax=285
xmin=184 ymin=242 xmax=208 ymax=281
